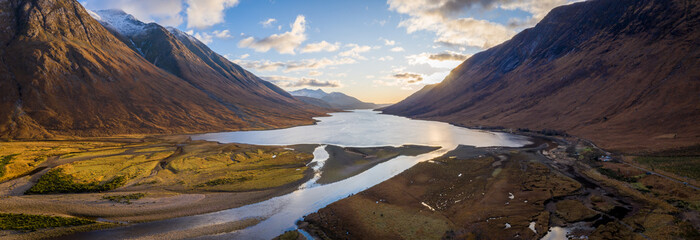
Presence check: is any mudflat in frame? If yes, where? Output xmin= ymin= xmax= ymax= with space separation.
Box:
xmin=301 ymin=138 xmax=700 ymax=239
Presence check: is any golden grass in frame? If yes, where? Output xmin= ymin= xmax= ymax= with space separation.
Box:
xmin=0 ymin=141 xmax=125 ymax=181
xmin=159 ymin=143 xmax=313 ymax=191
xmin=59 ymin=151 xmax=173 ymax=183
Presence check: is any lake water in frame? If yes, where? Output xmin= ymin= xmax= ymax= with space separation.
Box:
xmin=67 ymin=110 xmax=530 ymax=239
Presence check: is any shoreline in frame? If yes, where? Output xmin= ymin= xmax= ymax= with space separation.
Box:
xmin=298 ymin=133 xmax=700 ymax=239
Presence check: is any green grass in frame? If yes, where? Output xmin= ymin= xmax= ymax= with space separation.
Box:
xmin=26 ymin=169 xmax=127 ymax=194
xmin=0 ymin=154 xmax=20 ymax=178
xmin=0 ymin=213 xmax=94 ymax=231
xmin=635 ymin=156 xmax=700 ymax=181
xmin=103 ymin=193 xmax=146 ymax=204
xmin=199 ymin=177 xmax=252 ymax=187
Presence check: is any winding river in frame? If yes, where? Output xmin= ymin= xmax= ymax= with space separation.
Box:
xmin=67 ymin=110 xmax=530 ymax=239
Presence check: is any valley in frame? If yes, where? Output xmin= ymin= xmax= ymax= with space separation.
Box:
xmin=0 ymin=0 xmax=698 ymax=239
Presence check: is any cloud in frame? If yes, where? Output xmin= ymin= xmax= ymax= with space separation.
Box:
xmin=233 ymin=57 xmax=356 ymax=72
xmin=185 ymin=0 xmax=239 ymax=29
xmin=382 ymin=39 xmax=396 ymax=46
xmin=428 ymin=51 xmax=470 ymax=61
xmin=407 ymin=51 xmax=471 ymax=68
xmin=239 ymin=53 xmax=249 ymax=59
xmin=390 ymin=47 xmax=405 ymax=52
xmin=260 ymin=18 xmax=277 ymax=27
xmin=264 ymin=76 xmax=341 ymax=88
xmin=308 ymin=71 xmax=323 ymax=76
xmin=188 ymin=29 xmax=232 ymax=44
xmin=213 ymin=29 xmax=232 ymax=38
xmin=193 ymin=32 xmax=213 ymax=44
xmin=82 ymin=0 xmax=184 ymax=26
xmin=238 ymin=15 xmax=307 ymax=54
xmin=301 ymin=41 xmax=341 ymax=53
xmin=387 ymin=0 xmax=571 ymax=49
xmin=339 ymin=44 xmax=372 ymax=59
xmin=378 ymin=56 xmax=394 ymax=61
xmin=393 ymin=73 xmax=423 ymax=83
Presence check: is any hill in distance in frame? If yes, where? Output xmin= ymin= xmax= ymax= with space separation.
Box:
xmin=290 ymin=88 xmax=382 ymax=110
xmin=0 ymin=0 xmax=325 ymax=139
xmin=384 ymin=0 xmax=700 ymax=153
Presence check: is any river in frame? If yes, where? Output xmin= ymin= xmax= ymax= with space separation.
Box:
xmin=66 ymin=110 xmax=530 ymax=239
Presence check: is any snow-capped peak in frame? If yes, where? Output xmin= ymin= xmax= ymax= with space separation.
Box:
xmin=166 ymin=27 xmax=202 ymax=44
xmin=85 ymin=9 xmax=101 ymax=21
xmin=94 ymin=9 xmax=147 ymax=36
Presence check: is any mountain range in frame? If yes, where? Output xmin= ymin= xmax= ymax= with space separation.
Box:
xmin=290 ymin=88 xmax=381 ymax=110
xmin=384 ymin=0 xmax=700 ymax=152
xmin=0 ymin=0 xmax=325 ymax=139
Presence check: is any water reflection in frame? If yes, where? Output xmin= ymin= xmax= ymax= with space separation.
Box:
xmin=67 ymin=110 xmax=530 ymax=239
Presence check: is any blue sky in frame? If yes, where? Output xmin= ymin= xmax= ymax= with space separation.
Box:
xmin=80 ymin=0 xmax=577 ymax=103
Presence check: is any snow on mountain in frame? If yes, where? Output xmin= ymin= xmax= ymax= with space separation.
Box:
xmin=93 ymin=9 xmax=148 ymax=36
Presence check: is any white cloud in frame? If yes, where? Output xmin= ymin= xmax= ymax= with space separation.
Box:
xmin=387 ymin=0 xmax=571 ymax=49
xmin=339 ymin=44 xmax=372 ymax=59
xmin=238 ymin=15 xmax=307 ymax=54
xmin=390 ymin=47 xmax=405 ymax=52
xmin=308 ymin=71 xmax=323 ymax=76
xmin=407 ymin=51 xmax=470 ymax=68
xmin=213 ymin=29 xmax=232 ymax=38
xmin=193 ymin=32 xmax=213 ymax=44
xmin=186 ymin=0 xmax=239 ymax=29
xmin=239 ymin=53 xmax=250 ymax=59
xmin=301 ymin=41 xmax=341 ymax=53
xmin=189 ymin=29 xmax=232 ymax=44
xmin=382 ymin=38 xmax=396 ymax=46
xmin=82 ymin=0 xmax=184 ymax=26
xmin=260 ymin=18 xmax=277 ymax=28
xmin=378 ymin=56 xmax=394 ymax=61
xmin=264 ymin=76 xmax=341 ymax=88
xmin=233 ymin=57 xmax=356 ymax=72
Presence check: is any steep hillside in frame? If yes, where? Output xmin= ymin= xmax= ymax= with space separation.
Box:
xmin=384 ymin=0 xmax=700 ymax=152
xmin=0 ymin=0 xmax=323 ymax=139
xmin=95 ymin=10 xmax=323 ymax=127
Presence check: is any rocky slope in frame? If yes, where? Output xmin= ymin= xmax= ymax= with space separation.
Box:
xmin=383 ymin=0 xmax=700 ymax=152
xmin=290 ymin=88 xmax=379 ymax=110
xmin=0 ymin=0 xmax=324 ymax=139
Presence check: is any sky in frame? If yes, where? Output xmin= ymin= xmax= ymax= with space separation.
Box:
xmin=80 ymin=0 xmax=579 ymax=104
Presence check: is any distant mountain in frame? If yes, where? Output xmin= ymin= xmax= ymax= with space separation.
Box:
xmin=289 ymin=88 xmax=329 ymax=99
xmin=384 ymin=0 xmax=700 ymax=152
xmin=295 ymin=96 xmax=335 ymax=109
xmin=289 ymin=89 xmax=379 ymax=110
xmin=0 ymin=0 xmax=324 ymax=139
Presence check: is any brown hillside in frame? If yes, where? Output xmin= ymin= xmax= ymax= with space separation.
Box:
xmin=383 ymin=0 xmax=700 ymax=153
xmin=0 ymin=0 xmax=324 ymax=139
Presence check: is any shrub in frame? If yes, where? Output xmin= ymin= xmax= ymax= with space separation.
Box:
xmin=597 ymin=168 xmax=636 ymax=183
xmin=0 ymin=154 xmax=20 ymax=178
xmin=199 ymin=176 xmax=252 ymax=187
xmin=0 ymin=213 xmax=93 ymax=231
xmin=103 ymin=193 xmax=146 ymax=204
xmin=26 ymin=168 xmax=127 ymax=194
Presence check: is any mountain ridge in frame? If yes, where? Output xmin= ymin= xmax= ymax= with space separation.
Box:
xmin=0 ymin=0 xmax=325 ymax=139
xmin=383 ymin=0 xmax=700 ymax=152
xmin=289 ymin=88 xmax=380 ymax=110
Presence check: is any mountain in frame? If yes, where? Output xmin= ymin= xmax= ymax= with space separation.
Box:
xmin=295 ymin=96 xmax=335 ymax=109
xmin=383 ymin=0 xmax=700 ymax=153
xmin=289 ymin=88 xmax=329 ymax=99
xmin=0 ymin=0 xmax=324 ymax=139
xmin=289 ymin=89 xmax=379 ymax=110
